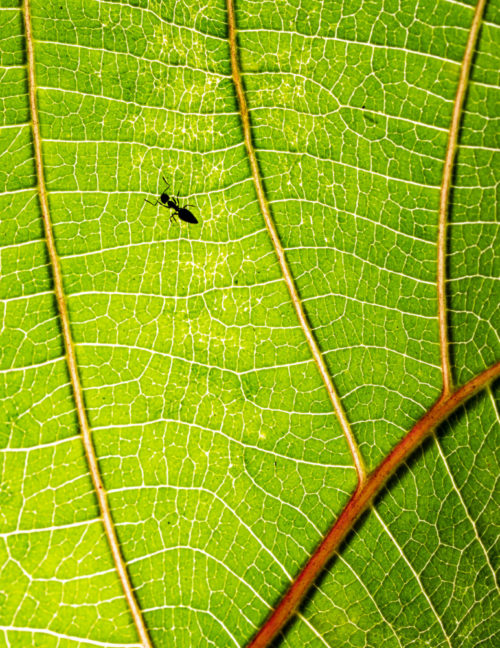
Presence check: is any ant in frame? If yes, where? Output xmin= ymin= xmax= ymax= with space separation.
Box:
xmin=145 ymin=176 xmax=198 ymax=224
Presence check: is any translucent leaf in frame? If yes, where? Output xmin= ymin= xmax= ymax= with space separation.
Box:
xmin=1 ymin=0 xmax=498 ymax=646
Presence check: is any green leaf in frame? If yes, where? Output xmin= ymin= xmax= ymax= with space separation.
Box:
xmin=0 ymin=0 xmax=498 ymax=647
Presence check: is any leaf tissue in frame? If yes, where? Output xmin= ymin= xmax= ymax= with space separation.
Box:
xmin=0 ymin=0 xmax=498 ymax=647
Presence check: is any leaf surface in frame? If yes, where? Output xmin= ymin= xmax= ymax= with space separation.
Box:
xmin=0 ymin=0 xmax=498 ymax=647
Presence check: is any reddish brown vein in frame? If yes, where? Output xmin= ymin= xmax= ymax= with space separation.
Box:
xmin=22 ymin=1 xmax=152 ymax=646
xmin=437 ymin=0 xmax=487 ymax=398
xmin=247 ymin=360 xmax=500 ymax=648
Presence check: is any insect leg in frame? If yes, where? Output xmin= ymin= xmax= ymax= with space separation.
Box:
xmin=144 ymin=198 xmax=160 ymax=206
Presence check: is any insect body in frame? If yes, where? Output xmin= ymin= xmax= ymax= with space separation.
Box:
xmin=145 ymin=176 xmax=198 ymax=224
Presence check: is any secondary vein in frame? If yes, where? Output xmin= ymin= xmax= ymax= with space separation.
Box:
xmin=22 ymin=2 xmax=152 ymax=646
xmin=437 ymin=0 xmax=487 ymax=398
xmin=226 ymin=0 xmax=366 ymax=484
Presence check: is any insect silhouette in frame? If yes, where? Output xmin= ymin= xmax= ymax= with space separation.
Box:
xmin=145 ymin=176 xmax=198 ymax=224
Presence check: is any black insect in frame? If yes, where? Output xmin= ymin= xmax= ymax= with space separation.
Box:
xmin=145 ymin=176 xmax=198 ymax=224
